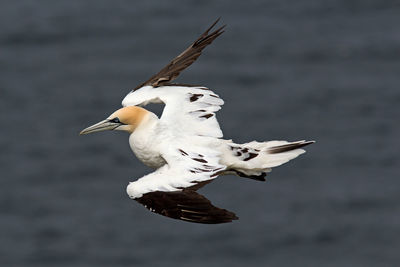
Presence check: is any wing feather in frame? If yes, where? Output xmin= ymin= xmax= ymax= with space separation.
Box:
xmin=135 ymin=190 xmax=238 ymax=224
xmin=133 ymin=18 xmax=225 ymax=90
xmin=123 ymin=85 xmax=224 ymax=138
xmin=126 ymin=141 xmax=226 ymax=199
xmin=126 ymin=144 xmax=232 ymax=223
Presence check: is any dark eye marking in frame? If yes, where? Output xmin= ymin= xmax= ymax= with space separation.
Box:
xmin=109 ymin=117 xmax=121 ymax=123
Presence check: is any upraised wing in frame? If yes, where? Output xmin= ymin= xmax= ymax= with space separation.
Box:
xmin=123 ymin=85 xmax=224 ymax=138
xmin=123 ymin=19 xmax=226 ymax=138
xmin=133 ymin=18 xmax=225 ymax=90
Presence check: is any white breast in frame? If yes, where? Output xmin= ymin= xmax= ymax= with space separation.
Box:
xmin=128 ymin=113 xmax=166 ymax=168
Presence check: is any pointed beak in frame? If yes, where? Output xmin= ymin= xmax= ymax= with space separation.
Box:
xmin=80 ymin=119 xmax=119 ymax=135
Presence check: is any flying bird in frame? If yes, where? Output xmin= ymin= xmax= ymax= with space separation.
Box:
xmin=80 ymin=19 xmax=314 ymax=224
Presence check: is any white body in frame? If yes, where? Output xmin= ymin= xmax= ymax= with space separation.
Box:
xmin=122 ymin=86 xmax=308 ymax=198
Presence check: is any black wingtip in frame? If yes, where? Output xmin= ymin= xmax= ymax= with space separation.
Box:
xmin=133 ymin=18 xmax=226 ymax=90
xmin=206 ymin=17 xmax=222 ymax=33
xmin=209 ymin=18 xmax=220 ymax=29
xmin=135 ymin=190 xmax=238 ymax=224
xmin=194 ymin=18 xmax=226 ymax=47
xmin=267 ymin=140 xmax=315 ymax=154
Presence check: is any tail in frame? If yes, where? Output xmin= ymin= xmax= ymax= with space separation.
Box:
xmin=221 ymin=140 xmax=315 ymax=181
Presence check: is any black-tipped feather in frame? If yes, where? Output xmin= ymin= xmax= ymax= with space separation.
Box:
xmin=133 ymin=18 xmax=225 ymax=90
xmin=135 ymin=189 xmax=238 ymax=224
xmin=267 ymin=141 xmax=315 ymax=154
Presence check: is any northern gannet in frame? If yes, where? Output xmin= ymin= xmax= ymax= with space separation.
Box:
xmin=80 ymin=19 xmax=314 ymax=224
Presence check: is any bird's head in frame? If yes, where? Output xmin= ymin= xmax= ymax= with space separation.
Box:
xmin=80 ymin=106 xmax=149 ymax=135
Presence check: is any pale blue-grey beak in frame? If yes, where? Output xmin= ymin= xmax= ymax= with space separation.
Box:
xmin=80 ymin=119 xmax=120 ymax=135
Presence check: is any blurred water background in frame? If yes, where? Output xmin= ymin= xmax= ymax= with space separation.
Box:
xmin=1 ymin=0 xmax=399 ymax=266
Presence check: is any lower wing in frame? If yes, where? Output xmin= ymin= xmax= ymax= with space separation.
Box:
xmin=135 ymin=189 xmax=237 ymax=224
xmin=126 ymin=142 xmax=237 ymax=224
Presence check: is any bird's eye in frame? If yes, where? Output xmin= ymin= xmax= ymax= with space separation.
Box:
xmin=110 ymin=117 xmax=120 ymax=123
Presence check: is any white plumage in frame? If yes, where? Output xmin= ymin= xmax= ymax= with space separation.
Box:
xmin=122 ymin=85 xmax=310 ymax=199
xmin=123 ymin=85 xmax=224 ymax=138
xmin=80 ymin=19 xmax=314 ymax=224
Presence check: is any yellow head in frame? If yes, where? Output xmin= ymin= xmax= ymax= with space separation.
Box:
xmin=80 ymin=106 xmax=149 ymax=135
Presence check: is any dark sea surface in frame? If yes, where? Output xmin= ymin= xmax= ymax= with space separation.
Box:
xmin=1 ymin=0 xmax=399 ymax=266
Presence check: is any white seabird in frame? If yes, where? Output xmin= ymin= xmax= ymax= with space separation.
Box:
xmin=80 ymin=19 xmax=314 ymax=224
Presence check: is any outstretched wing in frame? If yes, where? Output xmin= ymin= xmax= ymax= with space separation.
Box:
xmin=126 ymin=138 xmax=237 ymax=224
xmin=133 ymin=18 xmax=225 ymax=90
xmin=127 ymin=140 xmax=225 ymax=198
xmin=135 ymin=190 xmax=238 ymax=224
xmin=123 ymin=20 xmax=226 ymax=138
